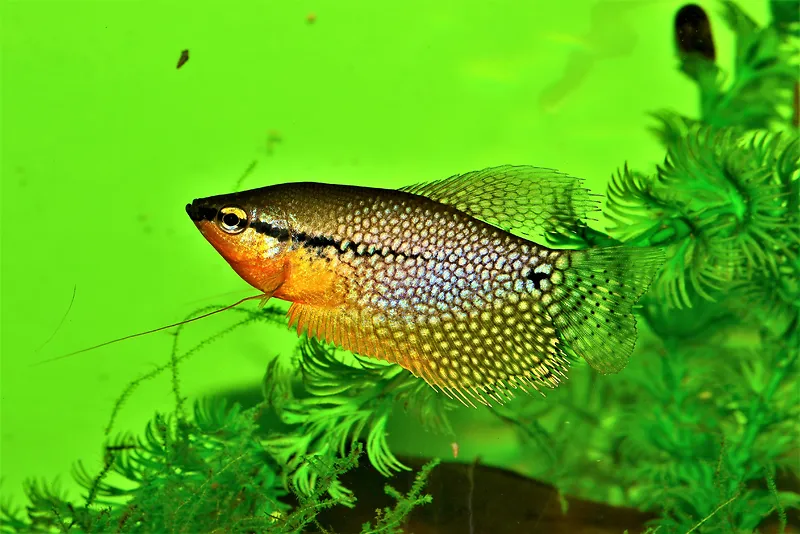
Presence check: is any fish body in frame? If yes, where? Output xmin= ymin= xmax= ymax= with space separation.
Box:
xmin=186 ymin=166 xmax=663 ymax=405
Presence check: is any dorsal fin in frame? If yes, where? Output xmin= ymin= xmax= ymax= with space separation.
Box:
xmin=400 ymin=165 xmax=600 ymax=240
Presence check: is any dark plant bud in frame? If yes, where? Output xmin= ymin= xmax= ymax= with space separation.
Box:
xmin=675 ymin=4 xmax=716 ymax=61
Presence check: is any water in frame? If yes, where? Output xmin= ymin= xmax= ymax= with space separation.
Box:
xmin=2 ymin=1 xmax=788 ymax=533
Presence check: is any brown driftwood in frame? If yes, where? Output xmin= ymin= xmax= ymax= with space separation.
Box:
xmin=312 ymin=457 xmax=655 ymax=534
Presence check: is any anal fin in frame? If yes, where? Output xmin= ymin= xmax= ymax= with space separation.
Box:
xmin=287 ymin=302 xmax=405 ymax=368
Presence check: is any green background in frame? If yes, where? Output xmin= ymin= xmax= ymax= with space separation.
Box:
xmin=1 ymin=0 xmax=768 ymax=505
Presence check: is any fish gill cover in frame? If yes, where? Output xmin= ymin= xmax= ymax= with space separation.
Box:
xmin=2 ymin=1 xmax=798 ymax=533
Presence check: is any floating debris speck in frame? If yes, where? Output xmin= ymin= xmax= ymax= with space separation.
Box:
xmin=177 ymin=49 xmax=190 ymax=69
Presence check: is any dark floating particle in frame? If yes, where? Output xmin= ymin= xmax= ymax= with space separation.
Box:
xmin=233 ymin=159 xmax=258 ymax=191
xmin=266 ymin=130 xmax=282 ymax=155
xmin=674 ymin=4 xmax=715 ymax=61
xmin=177 ymin=49 xmax=190 ymax=69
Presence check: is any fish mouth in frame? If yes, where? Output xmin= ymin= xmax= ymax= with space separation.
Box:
xmin=186 ymin=200 xmax=218 ymax=223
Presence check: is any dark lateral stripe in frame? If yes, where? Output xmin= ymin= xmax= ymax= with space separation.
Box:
xmin=250 ymin=219 xmax=341 ymax=250
xmin=251 ymin=220 xmax=291 ymax=241
xmin=525 ymin=270 xmax=549 ymax=289
xmin=294 ymin=231 xmax=339 ymax=249
xmin=250 ymin=219 xmax=418 ymax=259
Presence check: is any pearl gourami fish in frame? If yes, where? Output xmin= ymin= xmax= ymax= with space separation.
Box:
xmin=186 ymin=166 xmax=664 ymax=406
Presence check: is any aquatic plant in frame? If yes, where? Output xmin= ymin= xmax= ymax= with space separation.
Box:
xmin=0 ymin=308 xmax=438 ymax=533
xmin=262 ymin=337 xmax=452 ymax=501
xmin=651 ymin=0 xmax=799 ymax=139
xmin=533 ymin=1 xmax=800 ymax=531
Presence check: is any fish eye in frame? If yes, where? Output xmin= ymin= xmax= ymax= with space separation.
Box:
xmin=218 ymin=206 xmax=249 ymax=234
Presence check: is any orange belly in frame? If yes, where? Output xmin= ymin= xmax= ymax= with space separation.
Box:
xmin=272 ymin=247 xmax=348 ymax=308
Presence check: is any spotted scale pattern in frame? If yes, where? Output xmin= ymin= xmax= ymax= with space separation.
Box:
xmin=275 ymin=184 xmax=576 ymax=405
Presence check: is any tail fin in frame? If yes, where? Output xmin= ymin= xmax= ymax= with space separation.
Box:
xmin=547 ymin=246 xmax=665 ymax=374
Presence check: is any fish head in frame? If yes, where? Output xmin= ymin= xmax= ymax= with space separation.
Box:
xmin=186 ymin=189 xmax=290 ymax=294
